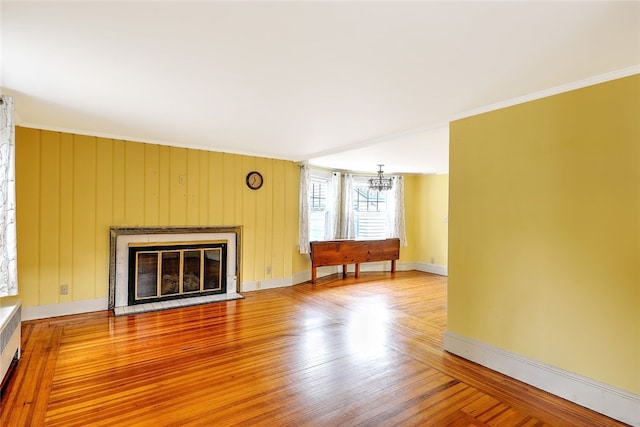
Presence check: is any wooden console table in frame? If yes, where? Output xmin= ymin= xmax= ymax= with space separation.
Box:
xmin=309 ymin=238 xmax=400 ymax=284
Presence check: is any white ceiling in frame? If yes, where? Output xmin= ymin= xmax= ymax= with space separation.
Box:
xmin=2 ymin=1 xmax=639 ymax=174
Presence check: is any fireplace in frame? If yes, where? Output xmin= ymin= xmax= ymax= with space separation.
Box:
xmin=109 ymin=226 xmax=242 ymax=313
xmin=128 ymin=242 xmax=227 ymax=305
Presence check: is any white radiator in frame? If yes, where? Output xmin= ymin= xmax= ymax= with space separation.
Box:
xmin=0 ymin=298 xmax=21 ymax=385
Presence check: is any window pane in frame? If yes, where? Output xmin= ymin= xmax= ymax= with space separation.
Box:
xmin=353 ymin=182 xmax=388 ymax=239
xmin=310 ymin=180 xmax=327 ymax=211
xmin=308 ymin=177 xmax=329 ymax=240
xmin=356 ymin=212 xmax=387 ymax=239
xmin=309 ymin=210 xmax=326 ymax=241
xmin=353 ymin=186 xmax=386 ymax=212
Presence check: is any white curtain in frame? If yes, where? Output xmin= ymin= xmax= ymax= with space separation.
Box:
xmin=298 ymin=162 xmax=311 ymax=254
xmin=340 ymin=173 xmax=355 ymax=239
xmin=325 ymin=172 xmax=341 ymax=240
xmin=0 ymin=95 xmax=17 ymax=297
xmin=387 ymin=175 xmax=407 ymax=246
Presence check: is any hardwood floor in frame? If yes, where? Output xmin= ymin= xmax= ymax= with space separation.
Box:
xmin=1 ymin=272 xmax=625 ymax=426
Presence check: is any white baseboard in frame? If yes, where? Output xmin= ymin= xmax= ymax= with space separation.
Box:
xmin=292 ymin=270 xmax=311 ymax=285
xmin=22 ymin=298 xmax=109 ymax=321
xmin=293 ymin=262 xmax=419 ymax=285
xmin=414 ymin=261 xmax=448 ymax=276
xmin=20 ymin=262 xmax=449 ymax=318
xmin=241 ymin=276 xmax=293 ymax=292
xmin=292 ymin=266 xmax=340 ymax=286
xmin=395 ymin=261 xmax=415 ymax=271
xmin=443 ymin=331 xmax=640 ymax=426
xmin=240 ymin=262 xmax=400 ymax=291
xmin=291 ymin=262 xmax=446 ymax=286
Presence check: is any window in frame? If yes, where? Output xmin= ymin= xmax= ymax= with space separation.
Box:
xmin=352 ymin=178 xmax=388 ymax=240
xmin=309 ymin=176 xmax=329 ymax=241
xmin=300 ymin=167 xmax=404 ymax=253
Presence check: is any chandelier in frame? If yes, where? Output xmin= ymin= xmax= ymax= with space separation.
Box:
xmin=368 ymin=164 xmax=393 ymax=192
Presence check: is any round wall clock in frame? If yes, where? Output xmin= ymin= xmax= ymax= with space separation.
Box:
xmin=246 ymin=171 xmax=263 ymax=190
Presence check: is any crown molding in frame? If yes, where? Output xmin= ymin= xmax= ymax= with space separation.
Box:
xmin=451 ymin=65 xmax=640 ymax=122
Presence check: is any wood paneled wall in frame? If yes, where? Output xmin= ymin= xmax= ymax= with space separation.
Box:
xmin=15 ymin=127 xmax=301 ymax=307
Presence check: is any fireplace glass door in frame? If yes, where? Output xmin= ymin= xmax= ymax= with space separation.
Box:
xmin=128 ymin=243 xmax=226 ymax=305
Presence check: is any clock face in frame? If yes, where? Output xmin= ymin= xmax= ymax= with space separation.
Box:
xmin=246 ymin=171 xmax=263 ymax=190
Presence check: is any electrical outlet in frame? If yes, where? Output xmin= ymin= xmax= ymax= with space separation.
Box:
xmin=256 ymin=281 xmax=261 ymax=290
xmin=60 ymin=284 xmax=69 ymax=295
xmin=430 ymin=257 xmax=435 ymax=264
xmin=265 ymin=266 xmax=271 ymax=275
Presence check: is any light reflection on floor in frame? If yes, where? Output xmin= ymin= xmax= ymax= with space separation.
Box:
xmin=293 ymin=295 xmax=395 ymax=401
xmin=297 ymin=296 xmax=393 ymax=363
xmin=346 ymin=296 xmax=391 ymax=360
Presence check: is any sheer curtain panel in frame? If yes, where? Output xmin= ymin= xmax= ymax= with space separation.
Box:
xmin=0 ymin=95 xmax=17 ymax=297
xmin=387 ymin=176 xmax=407 ymax=246
xmin=298 ymin=162 xmax=311 ymax=254
xmin=340 ymin=174 xmax=355 ymax=239
xmin=326 ymin=172 xmax=341 ymax=239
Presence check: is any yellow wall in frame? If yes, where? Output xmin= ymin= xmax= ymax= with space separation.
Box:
xmin=448 ymin=75 xmax=640 ymax=393
xmin=412 ymin=174 xmax=449 ymax=267
xmin=15 ymin=128 xmax=304 ymax=307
